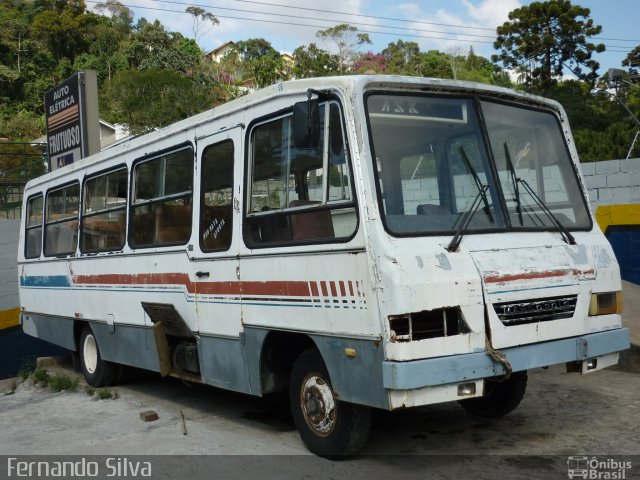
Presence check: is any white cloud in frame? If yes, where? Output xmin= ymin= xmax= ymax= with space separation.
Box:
xmin=106 ymin=0 xmax=371 ymax=53
xmin=402 ymin=0 xmax=521 ymax=57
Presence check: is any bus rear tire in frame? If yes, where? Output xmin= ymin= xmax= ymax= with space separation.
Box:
xmin=289 ymin=348 xmax=371 ymax=459
xmin=79 ymin=325 xmax=119 ymax=387
xmin=458 ymin=370 xmax=528 ymax=418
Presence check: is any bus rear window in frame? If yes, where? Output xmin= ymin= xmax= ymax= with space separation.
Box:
xmin=25 ymin=194 xmax=43 ymax=259
xmin=45 ymin=183 xmax=80 ymax=256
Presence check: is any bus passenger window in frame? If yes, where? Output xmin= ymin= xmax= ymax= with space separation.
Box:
xmin=25 ymin=194 xmax=43 ymax=259
xmin=44 ymin=182 xmax=79 ymax=257
xmin=130 ymin=147 xmax=194 ymax=247
xmin=200 ymin=141 xmax=233 ymax=252
xmin=245 ymin=102 xmax=357 ymax=246
xmin=81 ymin=168 xmax=127 ymax=253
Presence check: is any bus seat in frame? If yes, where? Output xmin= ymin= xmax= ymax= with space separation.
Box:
xmin=417 ymin=203 xmax=450 ymax=215
xmin=154 ymin=204 xmax=192 ymax=244
xmin=289 ymin=200 xmax=335 ymax=241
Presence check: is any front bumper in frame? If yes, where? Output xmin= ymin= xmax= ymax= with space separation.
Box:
xmin=382 ymin=328 xmax=630 ymax=390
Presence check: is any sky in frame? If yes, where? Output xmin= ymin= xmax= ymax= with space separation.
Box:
xmin=90 ymin=0 xmax=640 ymax=72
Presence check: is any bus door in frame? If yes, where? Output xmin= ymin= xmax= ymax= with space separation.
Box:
xmin=190 ymin=127 xmax=243 ymax=337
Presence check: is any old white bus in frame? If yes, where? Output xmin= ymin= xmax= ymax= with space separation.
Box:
xmin=18 ymin=76 xmax=629 ymax=457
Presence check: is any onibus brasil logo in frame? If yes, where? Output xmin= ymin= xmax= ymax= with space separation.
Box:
xmin=567 ymin=456 xmax=632 ymax=479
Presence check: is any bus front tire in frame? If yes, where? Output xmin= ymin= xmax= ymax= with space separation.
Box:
xmin=79 ymin=325 xmax=119 ymax=387
xmin=289 ymin=349 xmax=371 ymax=459
xmin=458 ymin=370 xmax=528 ymax=418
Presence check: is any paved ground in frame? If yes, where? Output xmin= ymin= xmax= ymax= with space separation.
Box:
xmin=0 ymin=361 xmax=638 ymax=479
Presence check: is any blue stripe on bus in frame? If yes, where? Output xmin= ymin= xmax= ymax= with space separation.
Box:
xmin=20 ymin=276 xmax=71 ymax=288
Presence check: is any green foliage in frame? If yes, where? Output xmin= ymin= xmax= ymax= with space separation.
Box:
xmin=96 ymin=387 xmax=118 ymax=399
xmin=292 ymin=43 xmax=339 ymax=78
xmin=31 ymin=368 xmax=50 ymax=385
xmin=575 ymin=123 xmax=640 ymax=162
xmin=316 ymin=24 xmax=371 ymax=74
xmin=102 ymin=69 xmax=213 ymax=134
xmin=0 ymin=0 xmax=636 ymax=163
xmin=622 ymin=45 xmax=640 ymax=73
xmin=493 ymin=0 xmax=604 ymax=92
xmin=17 ymin=356 xmax=37 ymax=381
xmin=48 ymin=373 xmax=79 ymax=392
xmin=234 ymin=39 xmax=285 ymax=88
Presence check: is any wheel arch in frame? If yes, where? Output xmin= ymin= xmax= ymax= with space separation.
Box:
xmin=256 ymin=330 xmax=316 ymax=395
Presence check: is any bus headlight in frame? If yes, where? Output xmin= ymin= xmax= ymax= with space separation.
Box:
xmin=588 ymin=291 xmax=623 ymax=316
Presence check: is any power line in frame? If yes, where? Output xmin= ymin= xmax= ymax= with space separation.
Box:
xmin=226 ymin=0 xmax=497 ymax=32
xmin=150 ymin=0 xmax=497 ymax=40
xmin=87 ymin=1 xmax=639 ymax=54
xmin=92 ymin=1 xmax=497 ymax=45
xmin=227 ymin=0 xmax=640 ymax=43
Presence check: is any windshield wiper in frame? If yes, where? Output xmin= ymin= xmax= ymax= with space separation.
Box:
xmin=458 ymin=146 xmax=494 ymax=225
xmin=447 ymin=184 xmax=490 ymax=252
xmin=518 ymin=179 xmax=576 ymax=245
xmin=502 ymin=145 xmax=576 ymax=245
xmin=503 ymin=142 xmax=523 ymax=226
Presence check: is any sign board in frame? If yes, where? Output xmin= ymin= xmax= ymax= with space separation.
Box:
xmin=44 ymin=70 xmax=100 ymax=171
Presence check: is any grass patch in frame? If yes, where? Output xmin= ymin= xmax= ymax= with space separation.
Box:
xmin=31 ymin=368 xmax=50 ymax=386
xmin=95 ymin=388 xmax=118 ymax=400
xmin=17 ymin=357 xmax=37 ymax=381
xmin=84 ymin=386 xmax=95 ymax=396
xmin=48 ymin=373 xmax=79 ymax=392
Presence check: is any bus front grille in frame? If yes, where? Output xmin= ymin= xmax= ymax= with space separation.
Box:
xmin=493 ymin=295 xmax=578 ymax=326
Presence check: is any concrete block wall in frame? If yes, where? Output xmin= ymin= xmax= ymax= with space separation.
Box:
xmin=0 ymin=220 xmax=20 ymax=314
xmin=581 ymin=158 xmax=640 ymax=210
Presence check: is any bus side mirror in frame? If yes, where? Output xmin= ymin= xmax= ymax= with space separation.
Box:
xmin=293 ymin=99 xmax=320 ymax=149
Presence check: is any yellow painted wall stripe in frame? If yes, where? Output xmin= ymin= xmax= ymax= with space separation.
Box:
xmin=0 ymin=307 xmax=20 ymax=330
xmin=596 ymin=204 xmax=640 ymax=232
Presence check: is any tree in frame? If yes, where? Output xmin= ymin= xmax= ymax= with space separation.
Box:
xmin=234 ymin=38 xmax=284 ymax=87
xmin=31 ymin=0 xmax=90 ymax=62
xmin=382 ymin=40 xmax=421 ymax=75
xmin=185 ymin=6 xmax=219 ymax=48
xmin=292 ymin=43 xmax=339 ymax=78
xmin=101 ymin=69 xmax=212 ymax=134
xmin=623 ymin=45 xmax=640 ymax=74
xmin=316 ymin=24 xmax=371 ymax=73
xmin=352 ymin=52 xmax=387 ymax=74
xmin=493 ymin=0 xmax=605 ymax=92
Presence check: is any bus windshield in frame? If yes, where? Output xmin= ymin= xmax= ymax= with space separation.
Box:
xmin=366 ymin=93 xmax=592 ymax=236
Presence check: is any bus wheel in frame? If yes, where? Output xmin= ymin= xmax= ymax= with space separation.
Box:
xmin=459 ymin=370 xmax=528 ymax=418
xmin=289 ymin=349 xmax=371 ymax=458
xmin=79 ymin=325 xmax=118 ymax=387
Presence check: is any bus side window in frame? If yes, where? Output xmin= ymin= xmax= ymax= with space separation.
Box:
xmin=200 ymin=141 xmax=234 ymax=252
xmin=44 ymin=182 xmax=80 ymax=257
xmin=25 ymin=194 xmax=43 ymax=259
xmin=245 ymin=102 xmax=356 ymax=246
xmin=81 ymin=168 xmax=127 ymax=253
xmin=130 ymin=147 xmax=194 ymax=248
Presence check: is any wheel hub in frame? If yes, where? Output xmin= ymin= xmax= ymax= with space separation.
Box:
xmin=83 ymin=334 xmax=98 ymax=374
xmin=300 ymin=374 xmax=337 ymax=437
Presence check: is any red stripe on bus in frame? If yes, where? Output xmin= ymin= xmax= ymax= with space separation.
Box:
xmin=483 ymin=269 xmax=595 ymax=284
xmin=72 ymin=274 xmax=312 ymax=297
